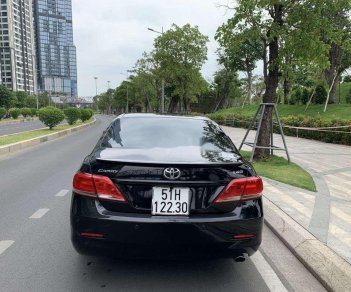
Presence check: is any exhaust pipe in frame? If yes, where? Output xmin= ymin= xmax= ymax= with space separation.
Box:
xmin=234 ymin=255 xmax=246 ymax=263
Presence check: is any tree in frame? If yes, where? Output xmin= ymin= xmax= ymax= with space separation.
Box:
xmin=94 ymin=90 xmax=114 ymax=114
xmin=215 ymin=27 xmax=262 ymax=106
xmin=9 ymin=108 xmax=21 ymax=119
xmin=222 ymin=1 xmax=338 ymax=160
xmin=64 ymin=107 xmax=81 ymax=125
xmin=0 ymin=107 xmax=6 ymax=119
xmin=80 ymin=108 xmax=93 ymax=122
xmin=213 ymin=66 xmax=243 ymax=110
xmin=322 ymin=1 xmax=351 ymax=105
xmin=133 ymin=51 xmax=161 ymax=111
xmin=38 ymin=107 xmax=64 ymax=129
xmin=0 ymin=85 xmax=12 ymax=109
xmin=16 ymin=91 xmax=28 ymax=108
xmin=21 ymin=107 xmax=32 ymax=118
xmin=24 ymin=95 xmax=37 ymax=108
xmin=154 ymin=24 xmax=209 ymax=112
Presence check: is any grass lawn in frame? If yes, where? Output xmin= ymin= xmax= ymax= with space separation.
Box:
xmin=241 ymin=150 xmax=316 ymax=192
xmin=0 ymin=119 xmax=93 ymax=146
xmin=336 ymin=82 xmax=351 ymax=104
xmin=216 ymin=104 xmax=351 ymax=121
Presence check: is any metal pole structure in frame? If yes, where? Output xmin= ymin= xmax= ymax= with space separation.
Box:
xmin=94 ymin=77 xmax=98 ymax=96
xmin=147 ymin=26 xmax=165 ymax=113
xmin=107 ymin=81 xmax=110 ymax=90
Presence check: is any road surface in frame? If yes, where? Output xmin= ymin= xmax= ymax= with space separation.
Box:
xmin=0 ymin=120 xmax=45 ymax=136
xmin=0 ymin=115 xmax=325 ymax=291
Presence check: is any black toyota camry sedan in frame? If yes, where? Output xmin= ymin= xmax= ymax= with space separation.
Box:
xmin=70 ymin=114 xmax=263 ymax=260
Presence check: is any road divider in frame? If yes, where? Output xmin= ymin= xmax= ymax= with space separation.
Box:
xmin=0 ymin=118 xmax=96 ymax=156
xmin=0 ymin=240 xmax=14 ymax=256
xmin=264 ymin=197 xmax=351 ymax=292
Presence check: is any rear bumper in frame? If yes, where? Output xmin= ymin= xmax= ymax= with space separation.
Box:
xmin=70 ymin=196 xmax=263 ymax=259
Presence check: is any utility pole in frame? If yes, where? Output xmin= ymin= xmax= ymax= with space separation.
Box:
xmin=94 ymin=77 xmax=98 ymax=96
xmin=147 ymin=26 xmax=165 ymax=113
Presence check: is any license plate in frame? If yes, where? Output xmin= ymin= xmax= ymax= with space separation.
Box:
xmin=152 ymin=187 xmax=190 ymax=216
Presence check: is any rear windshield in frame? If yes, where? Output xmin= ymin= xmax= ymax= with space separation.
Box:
xmin=101 ymin=117 xmax=236 ymax=152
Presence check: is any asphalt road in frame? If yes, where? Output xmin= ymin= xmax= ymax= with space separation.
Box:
xmin=0 ymin=115 xmax=325 ymax=292
xmin=0 ymin=119 xmax=46 ymax=136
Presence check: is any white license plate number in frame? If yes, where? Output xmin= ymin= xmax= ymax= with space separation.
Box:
xmin=152 ymin=187 xmax=190 ymax=216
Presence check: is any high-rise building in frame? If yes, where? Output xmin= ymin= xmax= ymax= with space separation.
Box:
xmin=33 ymin=0 xmax=77 ymax=97
xmin=0 ymin=0 xmax=37 ymax=94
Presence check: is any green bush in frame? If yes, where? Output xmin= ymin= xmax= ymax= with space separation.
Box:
xmin=80 ymin=108 xmax=93 ymax=122
xmin=289 ymin=88 xmax=302 ymax=105
xmin=345 ymin=88 xmax=351 ymax=104
xmin=9 ymin=108 xmax=21 ymax=119
xmin=207 ymin=112 xmax=351 ymax=146
xmin=0 ymin=107 xmax=6 ymax=119
xmin=21 ymin=107 xmax=32 ymax=118
xmin=314 ymin=85 xmax=327 ymax=104
xmin=30 ymin=108 xmax=37 ymax=117
xmin=301 ymin=88 xmax=310 ymax=105
xmin=343 ymin=75 xmax=351 ymax=83
xmin=38 ymin=106 xmax=64 ymax=129
xmin=64 ymin=107 xmax=81 ymax=125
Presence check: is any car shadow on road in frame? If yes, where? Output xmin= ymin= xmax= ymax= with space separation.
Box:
xmin=70 ymin=255 xmax=268 ymax=292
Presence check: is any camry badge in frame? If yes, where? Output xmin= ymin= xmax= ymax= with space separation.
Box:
xmin=163 ymin=168 xmax=181 ymax=180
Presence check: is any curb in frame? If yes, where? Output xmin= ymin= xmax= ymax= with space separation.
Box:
xmin=264 ymin=197 xmax=351 ymax=292
xmin=0 ymin=117 xmax=38 ymax=125
xmin=0 ymin=118 xmax=96 ymax=156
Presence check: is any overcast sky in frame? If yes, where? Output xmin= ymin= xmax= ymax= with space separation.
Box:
xmin=72 ymin=0 xmax=232 ymax=96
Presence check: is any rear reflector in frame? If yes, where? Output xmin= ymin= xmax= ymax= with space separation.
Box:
xmin=80 ymin=232 xmax=104 ymax=238
xmin=232 ymin=234 xmax=255 ymax=240
xmin=73 ymin=171 xmax=126 ymax=202
xmin=214 ymin=177 xmax=263 ymax=203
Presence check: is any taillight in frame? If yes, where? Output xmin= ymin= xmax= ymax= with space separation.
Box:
xmin=73 ymin=172 xmax=96 ymax=197
xmin=73 ymin=171 xmax=126 ymax=202
xmin=214 ymin=177 xmax=263 ymax=203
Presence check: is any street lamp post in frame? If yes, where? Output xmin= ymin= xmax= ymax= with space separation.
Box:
xmin=147 ymin=27 xmax=165 ymax=113
xmin=94 ymin=77 xmax=98 ymax=96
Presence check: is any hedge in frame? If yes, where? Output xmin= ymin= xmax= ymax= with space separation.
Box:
xmin=208 ymin=112 xmax=351 ymax=146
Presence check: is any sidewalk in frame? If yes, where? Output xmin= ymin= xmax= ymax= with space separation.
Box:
xmin=222 ymin=126 xmax=351 ymax=264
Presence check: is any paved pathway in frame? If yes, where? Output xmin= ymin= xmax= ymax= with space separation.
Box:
xmin=223 ymin=126 xmax=351 ymax=264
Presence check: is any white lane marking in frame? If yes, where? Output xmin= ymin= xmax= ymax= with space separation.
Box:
xmin=251 ymin=250 xmax=288 ymax=292
xmin=55 ymin=189 xmax=70 ymax=197
xmin=29 ymin=208 xmax=50 ymax=219
xmin=0 ymin=240 xmax=14 ymax=256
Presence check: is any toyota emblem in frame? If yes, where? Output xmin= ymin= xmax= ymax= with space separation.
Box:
xmin=163 ymin=168 xmax=181 ymax=180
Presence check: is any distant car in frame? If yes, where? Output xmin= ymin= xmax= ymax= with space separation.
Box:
xmin=70 ymin=114 xmax=263 ymax=260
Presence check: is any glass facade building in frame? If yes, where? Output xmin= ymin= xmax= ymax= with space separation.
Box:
xmin=33 ymin=0 xmax=77 ymax=97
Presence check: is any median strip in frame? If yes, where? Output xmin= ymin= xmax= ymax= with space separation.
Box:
xmin=0 ymin=117 xmax=96 ymax=156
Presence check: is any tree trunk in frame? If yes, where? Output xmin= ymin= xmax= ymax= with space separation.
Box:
xmin=168 ymin=95 xmax=179 ymax=113
xmin=254 ymin=5 xmax=282 ymax=160
xmin=325 ymin=43 xmax=342 ymax=104
xmin=283 ymin=78 xmax=290 ymax=104
xmin=247 ymin=70 xmax=253 ymax=105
